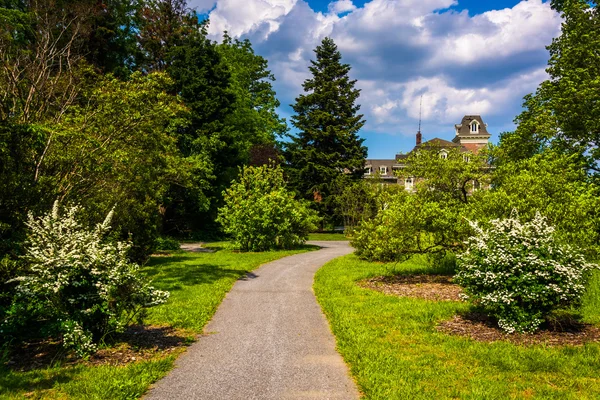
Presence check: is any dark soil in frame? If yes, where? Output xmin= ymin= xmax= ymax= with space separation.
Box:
xmin=3 ymin=325 xmax=192 ymax=372
xmin=360 ymin=274 xmax=600 ymax=346
xmin=437 ymin=312 xmax=600 ymax=346
xmin=359 ymin=274 xmax=464 ymax=301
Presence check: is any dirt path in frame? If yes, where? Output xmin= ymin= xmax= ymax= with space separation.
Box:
xmin=144 ymin=241 xmax=359 ymax=400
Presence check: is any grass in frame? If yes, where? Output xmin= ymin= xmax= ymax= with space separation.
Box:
xmin=0 ymin=245 xmax=312 ymax=399
xmin=314 ymin=255 xmax=600 ymax=400
xmin=308 ymin=232 xmax=349 ymax=241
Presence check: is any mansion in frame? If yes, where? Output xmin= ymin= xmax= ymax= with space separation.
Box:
xmin=364 ymin=115 xmax=491 ymax=189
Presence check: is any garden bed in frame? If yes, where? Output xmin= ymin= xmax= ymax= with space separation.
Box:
xmin=437 ymin=312 xmax=600 ymax=347
xmin=4 ymin=325 xmax=191 ymax=372
xmin=358 ymin=274 xmax=463 ymax=302
xmin=360 ymin=274 xmax=600 ymax=347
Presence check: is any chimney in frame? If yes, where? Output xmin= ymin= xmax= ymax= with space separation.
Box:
xmin=416 ymin=131 xmax=422 ymax=146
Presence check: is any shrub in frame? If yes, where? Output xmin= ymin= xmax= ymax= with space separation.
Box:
xmin=155 ymin=236 xmax=181 ymax=251
xmin=471 ymin=151 xmax=600 ymax=258
xmin=217 ymin=165 xmax=319 ymax=251
xmin=455 ymin=212 xmax=596 ymax=333
xmin=352 ymin=190 xmax=469 ymax=262
xmin=2 ymin=202 xmax=169 ymax=357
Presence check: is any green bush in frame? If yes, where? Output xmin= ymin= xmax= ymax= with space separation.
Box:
xmin=154 ymin=236 xmax=180 ymax=251
xmin=455 ymin=212 xmax=596 ymax=333
xmin=352 ymin=190 xmax=468 ymax=262
xmin=472 ymin=151 xmax=600 ymax=257
xmin=2 ymin=202 xmax=169 ymax=357
xmin=217 ymin=165 xmax=319 ymax=251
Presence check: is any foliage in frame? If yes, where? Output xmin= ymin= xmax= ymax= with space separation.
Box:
xmin=473 ymin=150 xmax=600 ymax=257
xmin=399 ymin=143 xmax=491 ymax=204
xmin=285 ymin=37 xmax=367 ymax=222
xmin=353 ymin=145 xmax=488 ymax=262
xmin=352 ymin=190 xmax=469 ymax=262
xmin=217 ymin=165 xmax=319 ymax=251
xmin=0 ymin=122 xmax=45 ymax=256
xmin=504 ymin=1 xmax=600 ymax=172
xmin=41 ymin=71 xmax=187 ymax=261
xmin=154 ymin=236 xmax=181 ymax=251
xmin=332 ymin=176 xmax=389 ymax=229
xmin=217 ymin=33 xmax=287 ymax=161
xmin=456 ymin=212 xmax=596 ymax=333
xmin=314 ymin=254 xmax=600 ymax=399
xmin=3 ymin=202 xmax=169 ymax=357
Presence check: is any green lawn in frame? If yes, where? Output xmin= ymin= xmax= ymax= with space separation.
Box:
xmin=308 ymin=232 xmax=349 ymax=241
xmin=0 ymin=245 xmax=312 ymax=399
xmin=314 ymin=254 xmax=600 ymax=400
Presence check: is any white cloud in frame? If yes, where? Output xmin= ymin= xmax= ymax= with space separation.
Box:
xmin=431 ymin=0 xmax=562 ymax=66
xmin=328 ymin=0 xmax=356 ymax=14
xmin=206 ymin=0 xmax=561 ymax=142
xmin=207 ymin=0 xmax=297 ymax=38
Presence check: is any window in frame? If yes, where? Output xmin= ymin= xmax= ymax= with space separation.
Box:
xmin=471 ymin=121 xmax=478 ymax=132
xmin=440 ymin=151 xmax=448 ymax=160
xmin=380 ymin=166 xmax=387 ymax=175
xmin=463 ymin=155 xmax=470 ymax=162
xmin=405 ymin=177 xmax=414 ymax=191
xmin=365 ymin=167 xmax=372 ymax=175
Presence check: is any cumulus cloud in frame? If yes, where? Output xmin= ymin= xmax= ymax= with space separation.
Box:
xmin=328 ymin=0 xmax=356 ymax=14
xmin=205 ymin=0 xmax=562 ymax=153
xmin=431 ymin=1 xmax=562 ymax=67
xmin=207 ymin=0 xmax=297 ymax=38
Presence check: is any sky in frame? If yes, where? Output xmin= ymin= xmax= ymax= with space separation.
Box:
xmin=191 ymin=0 xmax=563 ymax=159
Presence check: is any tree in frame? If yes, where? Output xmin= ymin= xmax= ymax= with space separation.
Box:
xmin=471 ymin=150 xmax=600 ymax=257
xmin=216 ymin=33 xmax=287 ymax=167
xmin=503 ymin=1 xmax=599 ymax=171
xmin=161 ymin=21 xmax=234 ymax=234
xmin=352 ymin=145 xmax=490 ymax=262
xmin=285 ymin=37 xmax=367 ymax=223
xmin=399 ymin=144 xmax=491 ymax=204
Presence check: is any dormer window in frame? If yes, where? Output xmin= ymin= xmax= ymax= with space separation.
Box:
xmin=471 ymin=121 xmax=478 ymax=133
xmin=380 ymin=166 xmax=387 ymax=175
xmin=440 ymin=151 xmax=448 ymax=160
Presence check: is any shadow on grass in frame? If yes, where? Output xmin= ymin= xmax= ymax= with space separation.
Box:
xmin=0 ymin=366 xmax=78 ymax=396
xmin=143 ymin=263 xmax=247 ymax=292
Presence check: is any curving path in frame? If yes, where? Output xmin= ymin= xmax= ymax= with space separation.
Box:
xmin=144 ymin=241 xmax=359 ymax=400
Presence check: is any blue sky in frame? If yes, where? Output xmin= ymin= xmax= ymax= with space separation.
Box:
xmin=193 ymin=0 xmax=562 ymax=158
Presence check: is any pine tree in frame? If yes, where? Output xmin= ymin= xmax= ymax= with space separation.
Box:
xmin=285 ymin=37 xmax=367 ymax=223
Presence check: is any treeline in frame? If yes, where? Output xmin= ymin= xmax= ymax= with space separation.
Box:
xmin=0 ymin=0 xmax=287 ymax=263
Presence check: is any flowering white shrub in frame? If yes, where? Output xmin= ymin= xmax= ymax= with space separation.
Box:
xmin=5 ymin=202 xmax=169 ymax=356
xmin=455 ymin=212 xmax=596 ymax=333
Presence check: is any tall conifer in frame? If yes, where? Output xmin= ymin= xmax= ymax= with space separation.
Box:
xmin=285 ymin=37 xmax=367 ymax=222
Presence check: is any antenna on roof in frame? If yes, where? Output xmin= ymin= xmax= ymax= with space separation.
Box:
xmin=418 ymin=95 xmax=423 ymax=133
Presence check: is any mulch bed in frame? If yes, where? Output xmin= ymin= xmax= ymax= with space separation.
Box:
xmin=3 ymin=325 xmax=191 ymax=372
xmin=358 ymin=274 xmax=464 ymax=301
xmin=359 ymin=274 xmax=600 ymax=346
xmin=437 ymin=313 xmax=600 ymax=346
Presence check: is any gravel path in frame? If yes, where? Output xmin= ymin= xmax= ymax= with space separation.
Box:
xmin=144 ymin=241 xmax=359 ymax=400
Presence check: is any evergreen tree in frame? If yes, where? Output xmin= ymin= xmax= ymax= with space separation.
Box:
xmin=285 ymin=37 xmax=367 ymax=223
